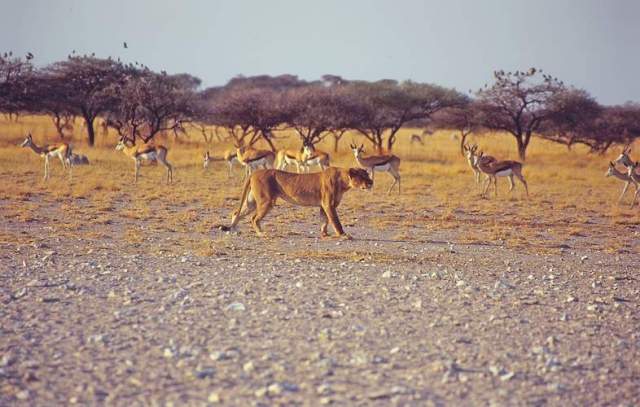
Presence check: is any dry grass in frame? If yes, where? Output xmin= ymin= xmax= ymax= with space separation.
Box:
xmin=1 ymin=115 xmax=639 ymax=256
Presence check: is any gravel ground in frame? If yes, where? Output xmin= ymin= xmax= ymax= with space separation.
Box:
xmin=1 ymin=200 xmax=639 ymax=406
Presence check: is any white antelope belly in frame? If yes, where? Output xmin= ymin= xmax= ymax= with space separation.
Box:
xmin=139 ymin=152 xmax=157 ymax=161
xmin=373 ymin=163 xmax=391 ymax=171
xmin=495 ymin=169 xmax=513 ymax=177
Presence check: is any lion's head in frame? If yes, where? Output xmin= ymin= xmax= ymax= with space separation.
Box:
xmin=347 ymin=168 xmax=373 ymax=190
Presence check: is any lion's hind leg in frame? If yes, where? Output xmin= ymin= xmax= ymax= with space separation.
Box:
xmin=251 ymin=200 xmax=273 ymax=237
xmin=229 ymin=190 xmax=256 ymax=227
xmin=319 ymin=207 xmax=329 ymax=238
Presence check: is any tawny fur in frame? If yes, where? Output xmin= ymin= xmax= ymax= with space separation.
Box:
xmin=220 ymin=167 xmax=372 ymax=238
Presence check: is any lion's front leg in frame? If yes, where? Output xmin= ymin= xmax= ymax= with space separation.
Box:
xmin=322 ymin=202 xmax=349 ymax=238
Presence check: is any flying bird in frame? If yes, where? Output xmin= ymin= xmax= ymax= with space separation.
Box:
xmin=26 ymin=52 xmax=34 ymax=60
xmin=123 ymin=42 xmax=128 ymax=48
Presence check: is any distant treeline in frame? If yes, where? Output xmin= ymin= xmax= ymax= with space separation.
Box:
xmin=1 ymin=53 xmax=639 ymax=159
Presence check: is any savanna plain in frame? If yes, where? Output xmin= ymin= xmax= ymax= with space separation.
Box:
xmin=1 ymin=117 xmax=639 ymax=406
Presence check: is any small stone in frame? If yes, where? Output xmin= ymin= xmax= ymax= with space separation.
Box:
xmin=16 ymin=390 xmax=29 ymax=400
xmin=163 ymin=348 xmax=175 ymax=358
xmin=566 ymin=296 xmax=576 ymax=303
xmin=196 ymin=367 xmax=215 ymax=379
xmin=317 ymin=383 xmax=332 ymax=395
xmin=456 ymin=280 xmax=465 ymax=287
xmin=254 ymin=387 xmax=267 ymax=398
xmin=209 ymin=351 xmax=226 ymax=361
xmin=390 ymin=347 xmax=400 ymax=354
xmin=207 ymin=392 xmax=221 ymax=403
xmin=500 ymin=371 xmax=515 ymax=381
xmin=243 ymin=361 xmax=255 ymax=373
xmin=267 ymin=383 xmax=283 ymax=396
xmin=226 ymin=302 xmax=246 ymax=312
xmin=382 ymin=270 xmax=392 ymax=279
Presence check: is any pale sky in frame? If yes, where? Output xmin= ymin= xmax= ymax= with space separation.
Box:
xmin=2 ymin=0 xmax=639 ymax=104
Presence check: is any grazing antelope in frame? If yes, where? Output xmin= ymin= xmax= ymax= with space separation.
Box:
xmin=203 ymin=151 xmax=211 ymax=170
xmin=475 ymin=151 xmax=528 ymax=197
xmin=463 ymin=144 xmax=496 ymax=184
xmin=20 ymin=133 xmax=72 ymax=180
xmin=350 ymin=143 xmax=401 ymax=194
xmin=626 ymin=161 xmax=640 ymax=208
xmin=67 ymin=153 xmax=90 ymax=166
xmin=275 ymin=147 xmax=305 ymax=173
xmin=115 ymin=137 xmax=173 ymax=183
xmin=301 ymin=143 xmax=330 ymax=172
xmin=223 ymin=149 xmax=240 ymax=177
xmin=605 ymin=161 xmax=638 ymax=204
xmin=410 ymin=134 xmax=424 ymax=145
xmin=236 ymin=145 xmax=275 ymax=176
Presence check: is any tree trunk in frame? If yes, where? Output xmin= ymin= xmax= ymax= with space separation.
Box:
xmin=515 ymin=134 xmax=527 ymax=160
xmin=262 ymin=133 xmax=276 ymax=152
xmin=83 ymin=113 xmax=96 ymax=146
xmin=333 ymin=135 xmax=340 ymax=152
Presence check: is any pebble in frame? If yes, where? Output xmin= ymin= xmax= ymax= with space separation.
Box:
xmin=207 ymin=392 xmax=221 ymax=403
xmin=382 ymin=270 xmax=392 ymax=279
xmin=226 ymin=302 xmax=246 ymax=312
xmin=243 ymin=361 xmax=255 ymax=373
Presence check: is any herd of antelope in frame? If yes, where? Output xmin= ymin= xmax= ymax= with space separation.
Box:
xmin=17 ymin=132 xmax=640 ymax=206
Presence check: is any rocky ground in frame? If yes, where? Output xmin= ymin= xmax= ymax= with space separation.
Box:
xmin=1 ymin=197 xmax=640 ymax=406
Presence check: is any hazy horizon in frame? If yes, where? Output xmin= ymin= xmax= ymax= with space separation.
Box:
xmin=2 ymin=0 xmax=639 ymax=105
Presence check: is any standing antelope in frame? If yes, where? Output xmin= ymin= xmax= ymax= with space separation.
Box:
xmin=20 ymin=133 xmax=72 ymax=180
xmin=613 ymin=146 xmax=640 ymax=175
xmin=223 ymin=149 xmax=240 ymax=177
xmin=115 ymin=137 xmax=173 ymax=183
xmin=203 ymin=151 xmax=212 ymax=170
xmin=410 ymin=134 xmax=424 ymax=145
xmin=275 ymin=147 xmax=305 ymax=173
xmin=301 ymin=143 xmax=330 ymax=172
xmin=605 ymin=161 xmax=638 ymax=204
xmin=626 ymin=161 xmax=640 ymax=208
xmin=463 ymin=144 xmax=496 ymax=184
xmin=474 ymin=151 xmax=528 ymax=197
xmin=236 ymin=145 xmax=275 ymax=176
xmin=350 ymin=143 xmax=401 ymax=194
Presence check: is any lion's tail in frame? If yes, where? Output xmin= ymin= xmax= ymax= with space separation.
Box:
xmin=219 ymin=175 xmax=252 ymax=231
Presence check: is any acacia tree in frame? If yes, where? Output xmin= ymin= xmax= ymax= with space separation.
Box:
xmin=0 ymin=52 xmax=34 ymax=121
xmin=539 ymin=88 xmax=602 ymax=150
xmin=103 ymin=68 xmax=200 ymax=143
xmin=285 ymin=84 xmax=358 ymax=148
xmin=350 ymin=80 xmax=466 ymax=152
xmin=27 ymin=72 xmax=77 ymax=139
xmin=430 ymin=96 xmax=479 ymax=154
xmin=41 ymin=56 xmax=126 ymax=146
xmin=475 ymin=68 xmax=565 ymax=160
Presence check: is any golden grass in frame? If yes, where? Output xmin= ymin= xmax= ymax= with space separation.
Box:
xmin=1 ymin=115 xmax=639 ymax=256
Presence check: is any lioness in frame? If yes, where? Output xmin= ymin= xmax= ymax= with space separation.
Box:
xmin=220 ymin=167 xmax=373 ymax=238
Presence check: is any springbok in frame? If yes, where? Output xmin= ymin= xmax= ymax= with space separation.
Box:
xmin=275 ymin=147 xmax=306 ymax=173
xmin=203 ymin=151 xmax=211 ymax=170
xmin=410 ymin=134 xmax=424 ymax=145
xmin=222 ymin=149 xmax=240 ymax=177
xmin=626 ymin=161 xmax=640 ymax=208
xmin=115 ymin=136 xmax=173 ymax=183
xmin=350 ymin=143 xmax=401 ymax=194
xmin=606 ymin=161 xmax=638 ymax=204
xmin=463 ymin=144 xmax=496 ymax=184
xmin=301 ymin=143 xmax=330 ymax=172
xmin=20 ymin=133 xmax=72 ymax=180
xmin=236 ymin=145 xmax=275 ymax=176
xmin=475 ymin=151 xmax=528 ymax=197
